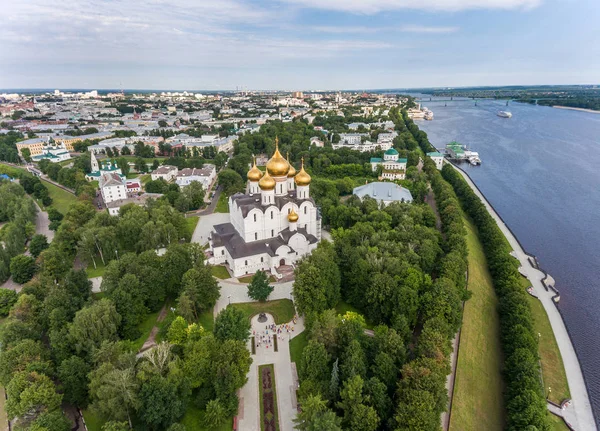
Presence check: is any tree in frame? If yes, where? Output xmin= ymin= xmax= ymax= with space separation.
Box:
xmin=0 ymin=339 xmax=51 ymax=386
xmin=182 ymin=181 xmax=205 ymax=210
xmin=58 ymin=355 xmax=91 ymax=406
xmin=158 ymin=120 xmax=168 ymax=128
xmin=293 ymin=241 xmax=340 ymax=317
xmin=180 ymin=265 xmax=220 ymax=319
xmin=108 ymin=273 xmax=148 ymax=339
xmin=247 ymin=270 xmax=273 ymax=302
xmin=88 ymin=364 xmax=140 ymax=429
xmin=69 ymin=299 xmax=121 ymax=357
xmin=294 ymin=394 xmax=341 ymax=431
xmin=29 ymin=234 xmax=49 ymax=258
xmin=214 ymin=307 xmax=250 ymax=342
xmin=101 ymin=422 xmax=129 ymax=431
xmin=21 ymin=147 xmax=32 ymax=163
xmin=139 ymin=376 xmax=186 ymax=430
xmin=10 ymin=254 xmax=36 ymax=284
xmin=217 ymin=169 xmax=244 ymax=196
xmin=204 ymin=399 xmax=226 ymax=428
xmin=337 ymin=375 xmax=379 ymax=431
xmin=167 ymin=316 xmax=190 ymax=345
xmin=29 ymin=410 xmax=71 ymax=431
xmin=6 ymin=371 xmax=63 ymax=420
xmin=299 ymin=340 xmax=330 ymax=383
xmin=0 ymin=288 xmax=18 ymax=316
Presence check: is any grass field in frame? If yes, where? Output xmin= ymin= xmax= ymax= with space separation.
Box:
xmin=185 ymin=216 xmax=199 ymax=241
xmin=290 ymin=330 xmax=308 ymax=364
xmin=41 ymin=180 xmax=77 ymax=214
xmin=198 ymin=308 xmax=215 ymax=332
xmin=211 ymin=265 xmax=231 ymax=279
xmin=215 ymin=192 xmax=229 ymax=213
xmin=231 ymin=299 xmax=295 ymax=324
xmin=237 ymin=273 xmax=276 ymax=283
xmin=526 ymin=292 xmax=570 ymax=404
xmin=179 ymin=405 xmax=232 ymax=431
xmin=449 ymin=216 xmax=504 ymax=431
xmin=259 ymin=364 xmax=280 ymax=431
xmin=334 ymin=300 xmax=374 ymax=329
xmin=85 ymin=260 xmax=107 ymax=278
xmin=140 ymin=174 xmax=151 ymax=184
xmin=81 ymin=409 xmax=104 ymax=431
xmin=548 ymin=412 xmax=570 ymax=431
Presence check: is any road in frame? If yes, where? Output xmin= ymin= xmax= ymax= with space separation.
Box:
xmin=453 ymin=165 xmax=596 ymax=431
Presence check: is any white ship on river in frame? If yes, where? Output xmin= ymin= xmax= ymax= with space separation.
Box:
xmin=497 ymin=110 xmax=512 ymax=118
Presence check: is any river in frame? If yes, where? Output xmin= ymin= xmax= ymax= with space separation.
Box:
xmin=414 ymin=97 xmax=600 ymax=425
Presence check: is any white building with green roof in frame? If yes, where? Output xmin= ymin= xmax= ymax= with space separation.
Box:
xmin=370 ymin=148 xmax=408 ymax=180
xmin=426 ymin=151 xmax=445 ymax=170
xmin=85 ymin=152 xmax=124 ymax=182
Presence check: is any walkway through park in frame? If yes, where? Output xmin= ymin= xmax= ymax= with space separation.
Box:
xmin=452 ymin=165 xmax=596 ymax=431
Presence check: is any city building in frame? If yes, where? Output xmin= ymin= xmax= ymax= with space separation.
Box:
xmin=370 ymin=148 xmax=408 ymax=180
xmin=100 ymin=173 xmax=127 ymax=204
xmin=105 ymin=193 xmax=164 ymax=216
xmin=31 ymin=145 xmax=71 ymax=163
xmin=353 ymin=182 xmax=413 ymax=206
xmin=208 ymin=140 xmax=321 ymax=278
xmin=151 ymin=165 xmax=178 ymax=182
xmin=86 ymin=153 xmax=124 ymax=181
xmin=427 ymin=152 xmax=445 ymax=170
xmin=175 ymin=164 xmax=216 ymax=189
xmin=54 ymin=131 xmax=114 ymax=151
xmin=126 ymin=180 xmax=142 ymax=194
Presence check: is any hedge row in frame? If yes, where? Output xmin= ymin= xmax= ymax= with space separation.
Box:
xmin=441 ymin=164 xmax=549 ymax=431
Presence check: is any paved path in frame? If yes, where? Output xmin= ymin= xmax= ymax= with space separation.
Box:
xmin=191 ymin=212 xmax=229 ymax=246
xmin=90 ymin=277 xmax=102 ymax=293
xmin=214 ymin=278 xmax=294 ymax=317
xmin=453 ymin=165 xmax=596 ymax=431
xmin=238 ymin=313 xmax=300 ymax=431
xmin=33 ymin=201 xmax=54 ymax=242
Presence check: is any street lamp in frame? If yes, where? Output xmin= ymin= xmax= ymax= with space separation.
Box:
xmin=228 ymin=295 xmax=231 ymax=305
xmin=115 ymin=249 xmax=119 ymax=260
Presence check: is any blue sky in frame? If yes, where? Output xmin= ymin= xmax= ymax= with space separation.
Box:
xmin=0 ymin=0 xmax=598 ymax=90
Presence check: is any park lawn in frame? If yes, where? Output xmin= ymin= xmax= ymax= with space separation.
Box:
xmin=449 ymin=216 xmax=504 ymax=431
xmin=185 ymin=216 xmax=199 ymax=241
xmin=290 ymin=330 xmax=308 ymax=365
xmin=211 ymin=265 xmax=230 ymax=279
xmin=198 ymin=308 xmax=215 ymax=332
xmin=89 ymin=180 xmax=99 ymax=189
xmin=126 ymin=173 xmax=139 ymax=179
xmin=258 ymin=364 xmax=280 ymax=431
xmin=548 ymin=413 xmax=570 ymax=431
xmin=334 ymin=300 xmax=374 ymax=330
xmin=92 ymin=291 xmax=106 ymax=300
xmin=526 ymin=293 xmax=570 ymax=404
xmin=179 ymin=405 xmax=232 ymax=431
xmin=0 ymin=163 xmax=27 ymax=178
xmin=140 ymin=174 xmax=151 ymax=184
xmin=215 ymin=192 xmax=229 ymax=213
xmin=81 ymin=409 xmax=105 ymax=431
xmin=231 ymin=299 xmax=295 ymax=325
xmin=238 ymin=274 xmax=276 ymax=283
xmin=86 ymin=260 xmax=107 ymax=278
xmin=131 ymin=308 xmax=162 ymax=351
xmin=41 ymin=180 xmax=77 ymax=214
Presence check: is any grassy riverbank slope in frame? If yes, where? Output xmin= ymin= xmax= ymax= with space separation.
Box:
xmin=449 ymin=215 xmax=504 ymax=431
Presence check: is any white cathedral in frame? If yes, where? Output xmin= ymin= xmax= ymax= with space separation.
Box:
xmin=208 ymin=140 xmax=322 ymax=278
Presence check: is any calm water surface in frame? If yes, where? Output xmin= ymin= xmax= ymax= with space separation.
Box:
xmin=416 ymin=98 xmax=600 ymax=424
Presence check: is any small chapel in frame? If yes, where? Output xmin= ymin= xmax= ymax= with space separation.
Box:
xmin=208 ymin=139 xmax=321 ymax=278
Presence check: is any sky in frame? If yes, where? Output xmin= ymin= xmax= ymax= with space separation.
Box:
xmin=0 ymin=0 xmax=599 ymax=91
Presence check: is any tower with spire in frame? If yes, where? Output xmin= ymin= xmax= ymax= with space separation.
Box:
xmin=207 ymin=136 xmax=320 ymax=279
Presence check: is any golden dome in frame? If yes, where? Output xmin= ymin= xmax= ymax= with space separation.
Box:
xmin=294 ymin=158 xmax=311 ymax=186
xmin=266 ymin=137 xmax=289 ymax=177
xmin=259 ymin=170 xmax=276 ymax=190
xmin=287 ymin=153 xmax=297 ymax=177
xmin=247 ymin=157 xmax=263 ymax=182
xmin=288 ymin=208 xmax=299 ymax=223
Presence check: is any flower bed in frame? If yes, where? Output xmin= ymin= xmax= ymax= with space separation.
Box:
xmin=259 ymin=364 xmax=279 ymax=431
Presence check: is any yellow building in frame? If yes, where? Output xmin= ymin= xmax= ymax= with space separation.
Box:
xmin=16 ymin=138 xmax=47 ymax=157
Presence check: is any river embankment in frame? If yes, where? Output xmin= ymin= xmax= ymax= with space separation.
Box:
xmin=450 ymin=162 xmax=596 ymax=431
xmin=553 ymin=106 xmax=600 ymax=114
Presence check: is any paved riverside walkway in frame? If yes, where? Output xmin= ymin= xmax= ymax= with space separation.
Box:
xmin=452 ymin=165 xmax=596 ymax=431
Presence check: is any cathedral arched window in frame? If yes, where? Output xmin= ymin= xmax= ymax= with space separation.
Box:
xmin=304 ymin=207 xmax=307 ymax=214
xmin=255 ymin=233 xmax=258 ymax=240
xmin=245 ymin=260 xmax=248 ymax=265
xmin=271 ymin=211 xmax=273 ymax=219
xmin=254 ymin=214 xmax=257 ymax=222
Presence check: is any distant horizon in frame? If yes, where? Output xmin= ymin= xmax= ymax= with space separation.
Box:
xmin=1 ymin=83 xmax=598 ymax=95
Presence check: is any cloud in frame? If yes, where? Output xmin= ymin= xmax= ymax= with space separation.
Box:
xmin=282 ymin=0 xmax=541 ymax=14
xmin=311 ymin=25 xmax=459 ymax=34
